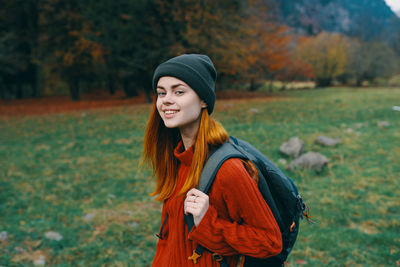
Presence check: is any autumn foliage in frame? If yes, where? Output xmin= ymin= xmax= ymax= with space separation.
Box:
xmin=296 ymin=32 xmax=350 ymax=87
xmin=1 ymin=0 xmax=399 ymax=101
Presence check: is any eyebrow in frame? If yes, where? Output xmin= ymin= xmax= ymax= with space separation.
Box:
xmin=157 ymin=83 xmax=187 ymax=90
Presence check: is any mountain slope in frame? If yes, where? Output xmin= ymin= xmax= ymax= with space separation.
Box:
xmin=276 ymin=0 xmax=400 ymax=43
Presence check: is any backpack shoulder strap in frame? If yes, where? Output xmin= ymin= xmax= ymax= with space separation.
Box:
xmin=185 ymin=139 xmax=246 ymax=233
xmin=197 ymin=141 xmax=246 ymax=193
xmin=184 ymin=139 xmax=248 ymax=266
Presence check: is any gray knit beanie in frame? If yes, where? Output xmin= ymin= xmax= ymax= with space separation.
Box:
xmin=152 ymin=54 xmax=217 ymax=114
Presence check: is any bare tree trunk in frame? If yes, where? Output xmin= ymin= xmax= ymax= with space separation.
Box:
xmin=123 ymin=79 xmax=139 ymax=97
xmin=69 ymin=78 xmax=80 ymax=101
xmin=143 ymin=88 xmax=152 ymax=103
xmin=16 ymin=81 xmax=23 ymax=99
xmin=249 ymin=78 xmax=257 ymax=92
xmin=109 ymin=73 xmax=115 ymax=95
xmin=316 ymin=78 xmax=332 ymax=87
xmin=31 ymin=65 xmax=40 ymax=97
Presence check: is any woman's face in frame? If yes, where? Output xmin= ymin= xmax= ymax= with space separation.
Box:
xmin=156 ymin=76 xmax=206 ymax=134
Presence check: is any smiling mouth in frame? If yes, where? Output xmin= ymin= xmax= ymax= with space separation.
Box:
xmin=164 ymin=110 xmax=179 ymax=115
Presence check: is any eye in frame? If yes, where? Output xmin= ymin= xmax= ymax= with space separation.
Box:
xmin=157 ymin=91 xmax=166 ymax=97
xmin=175 ymin=90 xmax=184 ymax=95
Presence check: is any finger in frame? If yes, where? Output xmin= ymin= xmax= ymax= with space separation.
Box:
xmin=185 ymin=201 xmax=200 ymax=209
xmin=191 ymin=197 xmax=202 ymax=205
xmin=187 ymin=189 xmax=209 ymax=201
xmin=195 ymin=190 xmax=208 ymax=199
xmin=186 ymin=188 xmax=199 ymax=198
xmin=184 ymin=201 xmax=198 ymax=210
xmin=185 ymin=206 xmax=201 ymax=217
xmin=184 ymin=204 xmax=194 ymax=215
xmin=188 ymin=189 xmax=207 ymax=198
xmin=192 ymin=195 xmax=207 ymax=205
xmin=189 ymin=190 xmax=208 ymax=201
xmin=184 ymin=195 xmax=197 ymax=203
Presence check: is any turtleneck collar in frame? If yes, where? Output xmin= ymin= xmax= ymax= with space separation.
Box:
xmin=174 ymin=141 xmax=194 ymax=166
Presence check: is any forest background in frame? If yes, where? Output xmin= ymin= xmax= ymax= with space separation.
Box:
xmin=1 ymin=0 xmax=400 ymax=103
xmin=1 ymin=0 xmax=400 ymax=266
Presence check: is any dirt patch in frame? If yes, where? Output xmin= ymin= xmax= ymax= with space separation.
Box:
xmin=0 ymin=90 xmax=148 ymax=116
xmin=0 ymin=90 xmax=277 ymax=116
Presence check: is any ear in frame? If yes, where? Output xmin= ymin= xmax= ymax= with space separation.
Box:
xmin=200 ymin=100 xmax=207 ymax=109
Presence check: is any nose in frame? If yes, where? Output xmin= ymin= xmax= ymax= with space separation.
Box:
xmin=161 ymin=92 xmax=174 ymax=104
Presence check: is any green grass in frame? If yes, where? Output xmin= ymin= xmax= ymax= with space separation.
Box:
xmin=1 ymin=87 xmax=399 ymax=266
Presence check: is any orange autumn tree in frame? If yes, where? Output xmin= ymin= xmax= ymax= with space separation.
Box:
xmin=274 ymin=57 xmax=315 ymax=84
xmin=156 ymin=0 xmax=291 ymax=88
xmin=155 ymin=0 xmax=246 ymax=76
xmin=240 ymin=0 xmax=292 ymax=90
xmin=296 ymin=32 xmax=350 ymax=87
xmin=274 ymin=36 xmax=316 ymax=84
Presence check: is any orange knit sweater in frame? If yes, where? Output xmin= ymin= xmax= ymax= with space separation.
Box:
xmin=152 ymin=142 xmax=282 ymax=266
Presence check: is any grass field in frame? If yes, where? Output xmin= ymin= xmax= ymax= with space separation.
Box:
xmin=1 ymin=87 xmax=399 ymax=266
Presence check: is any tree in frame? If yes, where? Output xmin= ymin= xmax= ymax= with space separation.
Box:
xmin=40 ymin=0 xmax=104 ymax=100
xmin=82 ymin=0 xmax=166 ymax=101
xmin=155 ymin=0 xmax=245 ymax=77
xmin=347 ymin=40 xmax=399 ymax=86
xmin=0 ymin=33 xmax=23 ymax=99
xmin=297 ymin=32 xmax=350 ymax=87
xmin=239 ymin=0 xmax=293 ymax=91
xmin=274 ymin=57 xmax=315 ymax=84
xmin=0 ymin=0 xmax=39 ymax=99
xmin=155 ymin=0 xmax=292 ymax=90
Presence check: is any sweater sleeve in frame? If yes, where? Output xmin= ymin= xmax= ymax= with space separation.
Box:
xmin=188 ymin=158 xmax=282 ymax=258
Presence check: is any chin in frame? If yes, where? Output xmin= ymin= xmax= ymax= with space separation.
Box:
xmin=164 ymin=124 xmax=178 ymax=129
xmin=162 ymin=121 xmax=179 ymax=129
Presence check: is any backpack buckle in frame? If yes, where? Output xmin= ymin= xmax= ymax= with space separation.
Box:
xmin=212 ymin=253 xmax=223 ymax=262
xmin=290 ymin=221 xmax=296 ymax=232
xmin=188 ymin=250 xmax=201 ymax=264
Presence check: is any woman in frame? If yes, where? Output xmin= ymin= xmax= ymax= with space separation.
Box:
xmin=142 ymin=54 xmax=282 ymax=266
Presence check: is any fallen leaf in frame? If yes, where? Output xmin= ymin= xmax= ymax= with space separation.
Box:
xmin=102 ymin=139 xmax=111 ymax=145
xmin=296 ymin=259 xmax=307 ymax=265
xmin=115 ymin=138 xmax=131 ymax=144
xmin=35 ymin=144 xmax=50 ymax=151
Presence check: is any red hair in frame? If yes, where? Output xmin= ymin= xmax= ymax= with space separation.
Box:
xmin=141 ymin=104 xmax=229 ymax=201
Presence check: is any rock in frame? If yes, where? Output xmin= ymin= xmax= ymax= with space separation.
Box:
xmin=14 ymin=246 xmax=26 ymax=254
xmin=33 ymin=255 xmax=46 ymax=266
xmin=345 ymin=128 xmax=354 ymax=133
xmin=223 ymin=103 xmax=234 ymax=109
xmin=377 ymin=121 xmax=390 ymax=127
xmin=249 ymin=108 xmax=259 ymax=113
xmin=278 ymin=158 xmax=288 ymax=165
xmin=0 ymin=231 xmax=8 ymax=242
xmin=315 ymin=135 xmax=340 ymax=147
xmin=83 ymin=213 xmax=95 ymax=222
xmin=122 ymin=210 xmax=134 ymax=216
xmin=44 ymin=231 xmax=63 ymax=241
xmin=355 ymin=123 xmax=363 ymax=129
xmin=279 ymin=137 xmax=304 ymax=158
xmin=392 ymin=106 xmax=400 ymax=111
xmin=127 ymin=222 xmax=139 ymax=228
xmin=288 ymin=152 xmax=329 ymax=171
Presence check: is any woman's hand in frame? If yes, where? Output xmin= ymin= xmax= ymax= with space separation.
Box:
xmin=184 ymin=188 xmax=209 ymax=227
